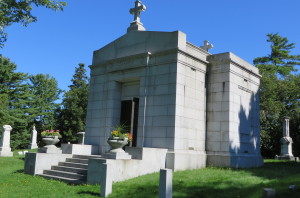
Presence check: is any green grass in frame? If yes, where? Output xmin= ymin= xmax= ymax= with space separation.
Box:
xmin=0 ymin=155 xmax=300 ymax=198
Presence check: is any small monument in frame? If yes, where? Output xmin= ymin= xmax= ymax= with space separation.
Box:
xmin=0 ymin=125 xmax=13 ymax=157
xmin=28 ymin=126 xmax=38 ymax=149
xmin=276 ymin=117 xmax=298 ymax=161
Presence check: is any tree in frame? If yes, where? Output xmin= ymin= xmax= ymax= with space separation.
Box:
xmin=0 ymin=56 xmax=62 ymax=149
xmin=28 ymin=74 xmax=62 ymax=132
xmin=254 ymin=33 xmax=300 ymax=158
xmin=0 ymin=55 xmax=32 ymax=149
xmin=0 ymin=0 xmax=66 ymax=47
xmin=55 ymin=63 xmax=89 ymax=143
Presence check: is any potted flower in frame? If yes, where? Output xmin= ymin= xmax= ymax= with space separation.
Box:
xmin=41 ymin=129 xmax=62 ymax=146
xmin=107 ymin=124 xmax=132 ymax=153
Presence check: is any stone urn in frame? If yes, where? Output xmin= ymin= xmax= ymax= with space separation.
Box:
xmin=39 ymin=135 xmax=62 ymax=153
xmin=41 ymin=136 xmax=60 ymax=147
xmin=107 ymin=137 xmax=128 ymax=153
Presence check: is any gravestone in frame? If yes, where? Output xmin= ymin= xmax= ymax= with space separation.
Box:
xmin=28 ymin=126 xmax=38 ymax=149
xmin=276 ymin=117 xmax=298 ymax=161
xmin=0 ymin=125 xmax=13 ymax=157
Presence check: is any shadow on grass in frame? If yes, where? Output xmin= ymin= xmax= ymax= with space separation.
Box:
xmin=14 ymin=169 xmax=24 ymax=174
xmin=77 ymin=191 xmax=99 ymax=197
xmin=105 ymin=161 xmax=300 ymax=198
xmin=246 ymin=160 xmax=300 ymax=179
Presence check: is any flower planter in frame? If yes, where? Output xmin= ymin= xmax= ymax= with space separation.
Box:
xmin=107 ymin=137 xmax=128 ymax=153
xmin=41 ymin=136 xmax=60 ymax=147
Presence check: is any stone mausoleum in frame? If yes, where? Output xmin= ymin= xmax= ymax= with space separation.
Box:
xmin=24 ymin=1 xmax=263 ymax=185
xmin=84 ymin=0 xmax=263 ymax=169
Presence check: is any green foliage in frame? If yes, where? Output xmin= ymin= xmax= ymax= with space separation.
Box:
xmin=28 ymin=74 xmax=61 ymax=131
xmin=55 ymin=63 xmax=89 ymax=143
xmin=254 ymin=33 xmax=300 ymax=158
xmin=0 ymin=0 xmax=67 ymax=47
xmin=0 ymin=56 xmax=31 ymax=149
xmin=0 ymin=56 xmax=61 ymax=149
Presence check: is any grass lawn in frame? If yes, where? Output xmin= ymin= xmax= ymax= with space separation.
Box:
xmin=0 ymin=152 xmax=300 ymax=198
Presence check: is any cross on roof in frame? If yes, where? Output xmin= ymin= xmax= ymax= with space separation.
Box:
xmin=130 ymin=0 xmax=146 ymax=23
xmin=200 ymin=40 xmax=214 ymax=52
xmin=127 ymin=0 xmax=146 ymax=32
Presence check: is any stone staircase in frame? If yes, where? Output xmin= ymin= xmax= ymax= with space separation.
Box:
xmin=38 ymin=154 xmax=103 ymax=184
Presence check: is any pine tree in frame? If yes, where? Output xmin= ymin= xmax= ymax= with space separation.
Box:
xmin=28 ymin=74 xmax=62 ymax=133
xmin=0 ymin=55 xmax=32 ymax=149
xmin=55 ymin=63 xmax=89 ymax=143
xmin=254 ymin=33 xmax=300 ymax=158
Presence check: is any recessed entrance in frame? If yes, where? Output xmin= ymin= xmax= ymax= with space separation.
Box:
xmin=120 ymin=97 xmax=139 ymax=147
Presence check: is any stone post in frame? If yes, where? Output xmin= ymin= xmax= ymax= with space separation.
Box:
xmin=100 ymin=163 xmax=112 ymax=197
xmin=159 ymin=169 xmax=173 ymax=198
xmin=28 ymin=126 xmax=38 ymax=149
xmin=0 ymin=125 xmax=13 ymax=157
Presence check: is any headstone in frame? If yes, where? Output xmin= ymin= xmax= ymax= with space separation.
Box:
xmin=77 ymin=132 xmax=85 ymax=144
xmin=127 ymin=0 xmax=146 ymax=32
xmin=159 ymin=169 xmax=173 ymax=198
xmin=276 ymin=116 xmax=295 ymax=160
xmin=28 ymin=126 xmax=38 ymax=149
xmin=263 ymin=188 xmax=276 ymax=198
xmin=100 ymin=163 xmax=112 ymax=197
xmin=0 ymin=125 xmax=13 ymax=157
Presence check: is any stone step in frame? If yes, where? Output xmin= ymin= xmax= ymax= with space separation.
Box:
xmin=51 ymin=165 xmax=87 ymax=175
xmin=58 ymin=161 xmax=88 ymax=169
xmin=43 ymin=169 xmax=86 ymax=180
xmin=72 ymin=154 xmax=103 ymax=160
xmin=66 ymin=158 xmax=89 ymax=164
xmin=38 ymin=173 xmax=84 ymax=184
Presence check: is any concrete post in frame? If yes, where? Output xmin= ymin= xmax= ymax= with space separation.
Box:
xmin=100 ymin=163 xmax=112 ymax=197
xmin=159 ymin=168 xmax=173 ymax=198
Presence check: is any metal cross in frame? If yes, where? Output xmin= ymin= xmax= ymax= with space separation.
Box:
xmin=130 ymin=0 xmax=146 ymax=23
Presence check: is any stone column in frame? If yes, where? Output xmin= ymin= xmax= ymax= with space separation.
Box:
xmin=28 ymin=126 xmax=38 ymax=149
xmin=0 ymin=125 xmax=13 ymax=157
xmin=278 ymin=117 xmax=294 ymax=159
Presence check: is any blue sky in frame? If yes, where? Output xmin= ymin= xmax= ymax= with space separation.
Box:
xmin=1 ymin=0 xmax=300 ymax=92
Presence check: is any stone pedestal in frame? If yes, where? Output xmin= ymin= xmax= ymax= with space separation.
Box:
xmin=61 ymin=143 xmax=98 ymax=155
xmin=28 ymin=126 xmax=38 ymax=149
xmin=38 ymin=145 xmax=62 ymax=154
xmin=277 ymin=117 xmax=296 ymax=160
xmin=0 ymin=125 xmax=13 ymax=157
xmin=103 ymin=151 xmax=132 ymax=159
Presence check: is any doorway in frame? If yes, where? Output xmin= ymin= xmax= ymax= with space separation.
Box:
xmin=120 ymin=97 xmax=139 ymax=147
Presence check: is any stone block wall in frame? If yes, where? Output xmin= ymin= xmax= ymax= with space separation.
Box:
xmin=206 ymin=52 xmax=263 ymax=168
